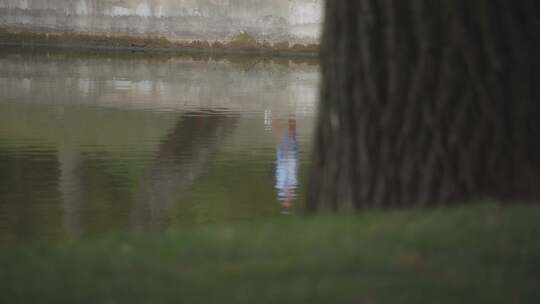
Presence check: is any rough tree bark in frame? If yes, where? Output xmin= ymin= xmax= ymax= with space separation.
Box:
xmin=308 ymin=0 xmax=540 ymax=211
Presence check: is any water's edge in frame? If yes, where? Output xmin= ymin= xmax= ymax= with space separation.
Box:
xmin=0 ymin=28 xmax=320 ymax=57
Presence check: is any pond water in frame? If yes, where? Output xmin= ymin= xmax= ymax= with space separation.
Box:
xmin=0 ymin=47 xmax=319 ymax=244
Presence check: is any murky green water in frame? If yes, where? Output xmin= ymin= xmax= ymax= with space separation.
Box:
xmin=0 ymin=48 xmax=319 ymax=243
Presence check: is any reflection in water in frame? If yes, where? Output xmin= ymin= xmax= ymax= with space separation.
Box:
xmin=58 ymin=145 xmax=85 ymax=238
xmin=0 ymin=148 xmax=63 ymax=243
xmin=132 ymin=112 xmax=238 ymax=231
xmin=0 ymin=47 xmax=319 ymax=243
xmin=273 ymin=115 xmax=299 ymax=213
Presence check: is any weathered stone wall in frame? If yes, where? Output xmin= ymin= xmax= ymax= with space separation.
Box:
xmin=0 ymin=0 xmax=322 ymax=44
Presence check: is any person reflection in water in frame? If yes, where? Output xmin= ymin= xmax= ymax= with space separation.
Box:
xmin=273 ymin=114 xmax=299 ymax=214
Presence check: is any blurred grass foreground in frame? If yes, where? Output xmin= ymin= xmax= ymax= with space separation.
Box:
xmin=1 ymin=204 xmax=539 ymax=304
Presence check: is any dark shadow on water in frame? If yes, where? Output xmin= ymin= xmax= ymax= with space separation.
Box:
xmin=131 ymin=111 xmax=238 ymax=232
xmin=0 ymin=148 xmax=63 ymax=243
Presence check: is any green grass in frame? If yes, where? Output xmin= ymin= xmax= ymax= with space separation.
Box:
xmin=1 ymin=204 xmax=539 ymax=304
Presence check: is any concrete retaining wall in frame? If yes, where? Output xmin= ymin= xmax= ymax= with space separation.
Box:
xmin=0 ymin=0 xmax=322 ymax=44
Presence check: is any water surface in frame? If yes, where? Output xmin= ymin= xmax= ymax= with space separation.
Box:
xmin=0 ymin=48 xmax=319 ymax=243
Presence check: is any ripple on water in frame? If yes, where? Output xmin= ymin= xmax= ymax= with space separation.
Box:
xmin=0 ymin=48 xmax=320 ymax=243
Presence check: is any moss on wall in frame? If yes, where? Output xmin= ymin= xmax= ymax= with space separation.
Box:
xmin=0 ymin=28 xmax=319 ymax=56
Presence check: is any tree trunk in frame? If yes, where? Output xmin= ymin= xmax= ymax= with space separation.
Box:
xmin=308 ymin=0 xmax=540 ymax=212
